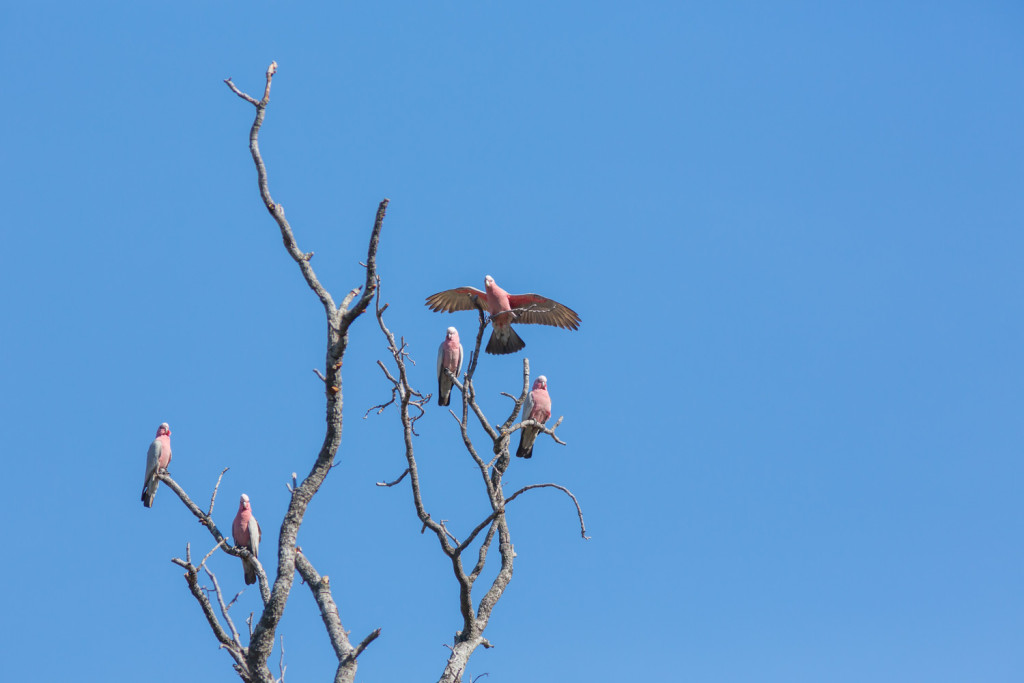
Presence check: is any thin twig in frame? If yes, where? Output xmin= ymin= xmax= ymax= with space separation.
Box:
xmin=203 ymin=563 xmax=242 ymax=649
xmin=200 ymin=539 xmax=225 ymax=569
xmin=351 ymin=628 xmax=382 ymax=660
xmin=501 ymin=483 xmax=589 ymax=540
xmin=376 ymin=468 xmax=410 ymax=487
xmin=208 ymin=467 xmax=230 ymax=517
xmin=277 ymin=635 xmax=286 ymax=683
xmin=170 ymin=553 xmax=248 ymax=675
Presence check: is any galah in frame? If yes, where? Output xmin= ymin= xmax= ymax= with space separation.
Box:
xmin=516 ymin=376 xmax=552 ymax=459
xmin=436 ymin=326 xmax=464 ymax=406
xmin=232 ymin=494 xmax=261 ymax=586
xmin=425 ymin=275 xmax=580 ymax=355
xmin=141 ymin=422 xmax=172 ymax=508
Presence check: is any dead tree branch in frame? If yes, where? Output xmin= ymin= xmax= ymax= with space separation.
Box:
xmin=207 ymin=467 xmax=230 ymax=517
xmin=220 ymin=63 xmax=387 ymax=683
xmin=225 ymin=61 xmax=336 ymax=318
xmin=294 ymin=551 xmax=380 ymax=683
xmin=204 ymin=562 xmax=244 ymax=650
xmin=172 ymin=545 xmax=250 ymax=679
xmin=376 ymin=468 xmax=410 ymax=487
xmin=276 ymin=636 xmax=287 ymax=683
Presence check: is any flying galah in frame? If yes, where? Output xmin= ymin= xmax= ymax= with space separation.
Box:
xmin=425 ymin=275 xmax=580 ymax=355
xmin=436 ymin=326 xmax=464 ymax=406
xmin=141 ymin=423 xmax=172 ymax=508
xmin=232 ymin=494 xmax=261 ymax=585
xmin=516 ymin=376 xmax=552 ymax=459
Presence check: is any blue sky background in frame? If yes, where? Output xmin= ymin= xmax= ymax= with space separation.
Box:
xmin=2 ymin=2 xmax=1022 ymax=681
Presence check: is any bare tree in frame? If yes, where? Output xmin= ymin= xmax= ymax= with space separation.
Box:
xmin=152 ymin=62 xmax=587 ymax=683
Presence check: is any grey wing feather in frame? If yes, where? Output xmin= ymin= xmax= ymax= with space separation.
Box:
xmin=141 ymin=439 xmax=162 ymax=506
xmin=509 ymin=295 xmax=581 ymax=330
xmin=250 ymin=519 xmax=260 ymax=558
xmin=425 ymin=287 xmax=487 ymax=313
xmin=522 ymin=391 xmax=535 ymax=422
xmin=144 ymin=440 xmax=161 ymax=482
xmin=242 ymin=518 xmax=261 ymax=585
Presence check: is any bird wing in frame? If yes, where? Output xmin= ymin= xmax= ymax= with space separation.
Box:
xmin=425 ymin=287 xmax=488 ymax=313
xmin=249 ymin=518 xmax=261 ymax=559
xmin=522 ymin=390 xmax=535 ymax=423
xmin=144 ymin=439 xmax=161 ymax=484
xmin=456 ymin=343 xmax=464 ymax=376
xmin=506 ymin=293 xmax=581 ymax=330
xmin=436 ymin=341 xmax=445 ymax=379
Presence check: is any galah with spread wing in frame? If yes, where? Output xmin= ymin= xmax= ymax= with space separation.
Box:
xmin=425 ymin=275 xmax=580 ymax=355
xmin=232 ymin=494 xmax=261 ymax=585
xmin=516 ymin=376 xmax=552 ymax=459
xmin=436 ymin=326 xmax=464 ymax=406
xmin=141 ymin=423 xmax=172 ymax=508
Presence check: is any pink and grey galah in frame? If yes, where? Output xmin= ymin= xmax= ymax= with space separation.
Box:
xmin=425 ymin=275 xmax=580 ymax=355
xmin=141 ymin=422 xmax=172 ymax=508
xmin=436 ymin=326 xmax=464 ymax=406
xmin=232 ymin=494 xmax=261 ymax=585
xmin=516 ymin=376 xmax=552 ymax=459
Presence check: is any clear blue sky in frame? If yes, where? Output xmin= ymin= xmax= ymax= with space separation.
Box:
xmin=2 ymin=2 xmax=1022 ymax=681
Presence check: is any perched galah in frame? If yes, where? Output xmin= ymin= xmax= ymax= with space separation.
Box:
xmin=436 ymin=326 xmax=464 ymax=406
xmin=232 ymin=494 xmax=261 ymax=586
xmin=516 ymin=376 xmax=552 ymax=459
xmin=425 ymin=275 xmax=580 ymax=355
xmin=141 ymin=423 xmax=172 ymax=508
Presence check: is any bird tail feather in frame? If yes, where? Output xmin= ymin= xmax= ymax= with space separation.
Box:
xmin=141 ymin=481 xmax=158 ymax=508
xmin=516 ymin=428 xmax=537 ymax=459
xmin=487 ymin=327 xmax=526 ymax=355
xmin=244 ymin=560 xmax=257 ymax=585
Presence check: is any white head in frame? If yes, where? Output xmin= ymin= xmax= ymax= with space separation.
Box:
xmin=484 ymin=275 xmax=495 ymax=288
xmin=534 ymin=375 xmax=547 ymax=390
xmin=156 ymin=423 xmax=171 ymax=436
xmin=240 ymin=493 xmax=251 ymax=510
xmin=447 ymin=326 xmax=458 ymax=340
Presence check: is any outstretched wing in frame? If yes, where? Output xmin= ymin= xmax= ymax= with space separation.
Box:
xmin=507 ymin=293 xmax=581 ymax=330
xmin=425 ymin=287 xmax=488 ymax=313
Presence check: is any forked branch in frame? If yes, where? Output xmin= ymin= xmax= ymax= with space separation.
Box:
xmin=294 ymin=550 xmax=380 ymax=683
xmin=370 ymin=288 xmax=587 ymax=683
xmin=172 ymin=544 xmax=250 ymax=678
xmin=225 ymin=61 xmax=336 ymax=317
xmin=160 ymin=471 xmax=271 ymax=605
